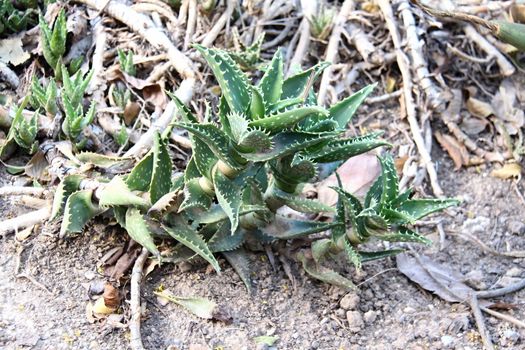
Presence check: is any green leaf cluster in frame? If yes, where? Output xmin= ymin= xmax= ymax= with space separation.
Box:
xmin=50 ymin=45 xmax=458 ymax=291
xmin=39 ymin=9 xmax=67 ymax=74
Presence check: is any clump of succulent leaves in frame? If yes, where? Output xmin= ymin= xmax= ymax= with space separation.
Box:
xmin=0 ymin=0 xmax=40 ymax=37
xmin=39 ymin=8 xmax=67 ymax=76
xmin=50 ymin=45 xmax=458 ymax=290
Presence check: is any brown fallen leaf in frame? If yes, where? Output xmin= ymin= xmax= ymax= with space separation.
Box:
xmin=466 ymin=97 xmax=494 ymax=118
xmin=396 ymin=253 xmax=473 ymax=302
xmin=123 ymin=100 xmax=141 ymax=125
xmin=492 ymin=79 xmax=525 ymax=135
xmin=435 ymin=132 xmax=469 ymax=169
xmin=490 ymin=163 xmax=522 ymax=179
xmin=460 ymin=117 xmax=488 ymax=136
xmin=317 ymin=153 xmax=381 ymax=207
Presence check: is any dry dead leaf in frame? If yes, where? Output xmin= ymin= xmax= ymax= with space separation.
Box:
xmin=492 ymin=79 xmax=525 ymax=135
xmin=466 ymin=97 xmax=494 ymax=118
xmin=490 ymin=163 xmax=522 ymax=179
xmin=397 ymin=254 xmax=473 ymax=303
xmin=15 ymin=226 xmax=34 ymax=241
xmin=460 ymin=117 xmax=488 ymax=136
xmin=317 ymin=154 xmax=381 ymax=207
xmin=0 ymin=37 xmax=30 ymax=66
xmin=385 ymin=76 xmax=396 ymax=93
xmin=92 ymin=297 xmax=116 ymax=315
xmin=435 ymin=132 xmax=469 ymax=169
xmin=511 ymin=4 xmax=525 ymax=24
xmin=123 ymin=101 xmax=141 ymax=125
xmin=25 ymin=151 xmax=49 ymax=180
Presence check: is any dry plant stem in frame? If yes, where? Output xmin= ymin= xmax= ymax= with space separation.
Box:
xmin=129 ymin=247 xmax=149 ymax=350
xmin=0 ymin=207 xmax=51 ymax=235
xmin=288 ymin=0 xmax=316 ymax=73
xmin=183 ymin=0 xmax=197 ymax=51
xmin=366 ymin=90 xmax=402 ymax=104
xmin=480 ymin=306 xmax=525 ymax=329
xmin=463 ymin=25 xmax=515 ymax=76
xmin=469 ymin=294 xmax=494 ymax=350
xmin=77 ymin=0 xmax=195 ymax=80
xmin=346 ymin=23 xmax=379 ymax=64
xmin=76 ymin=0 xmax=196 ymax=157
xmin=477 ymin=279 xmax=525 ymax=299
xmin=399 ymin=0 xmax=442 ymax=110
xmin=0 ymin=186 xmax=46 ymax=197
xmin=378 ymin=0 xmax=443 ymax=197
xmin=317 ymin=0 xmax=354 ymax=104
xmin=201 ymin=0 xmax=237 ymax=47
xmin=88 ymin=18 xmax=107 ymax=93
xmin=460 ymin=232 xmax=525 ymax=258
xmin=18 ymin=196 xmax=49 ymax=209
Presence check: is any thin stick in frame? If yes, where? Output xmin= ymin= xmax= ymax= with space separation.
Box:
xmin=463 ymin=25 xmax=515 ymax=77
xmin=460 ymin=232 xmax=525 ymax=258
xmin=378 ymin=0 xmax=443 ymax=197
xmin=480 ymin=306 xmax=525 ymax=329
xmin=129 ymin=247 xmax=149 ymax=350
xmin=477 ymin=279 xmax=525 ymax=299
xmin=0 ymin=186 xmax=46 ymax=197
xmin=366 ymin=90 xmax=402 ymax=104
xmin=0 ymin=207 xmax=51 ymax=235
xmin=200 ymin=0 xmax=237 ymax=48
xmin=17 ymin=273 xmax=54 ymax=295
xmin=183 ymin=0 xmax=197 ymax=51
xmin=318 ymin=0 xmax=354 ymax=104
xmin=288 ymin=0 xmax=317 ymax=73
xmin=399 ymin=0 xmax=442 ymax=110
xmin=469 ymin=294 xmax=494 ymax=350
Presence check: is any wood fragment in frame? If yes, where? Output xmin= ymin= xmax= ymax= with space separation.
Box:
xmin=288 ymin=0 xmax=317 ymax=72
xmin=318 ymin=0 xmax=354 ymax=104
xmin=129 ymin=247 xmax=149 ymax=350
xmin=469 ymin=294 xmax=494 ymax=350
xmin=0 ymin=207 xmax=51 ymax=235
xmin=378 ymin=0 xmax=443 ymax=196
xmin=200 ymin=0 xmax=236 ymax=48
xmin=399 ymin=0 xmax=442 ymax=110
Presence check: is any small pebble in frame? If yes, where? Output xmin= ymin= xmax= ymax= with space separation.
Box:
xmin=363 ymin=310 xmax=378 ymax=324
xmin=440 ymin=335 xmax=455 ymax=349
xmin=507 ymin=220 xmax=525 ymax=234
xmin=340 ymin=293 xmax=360 ymax=310
xmin=346 ymin=311 xmax=364 ymax=331
xmin=84 ymin=271 xmax=96 ymax=280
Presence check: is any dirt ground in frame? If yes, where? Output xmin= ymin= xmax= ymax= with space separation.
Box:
xmin=1 ymin=125 xmax=524 ymax=350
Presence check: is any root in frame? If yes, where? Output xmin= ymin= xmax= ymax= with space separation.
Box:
xmin=477 ymin=279 xmax=525 ymax=299
xmin=129 ymin=247 xmax=150 ymax=350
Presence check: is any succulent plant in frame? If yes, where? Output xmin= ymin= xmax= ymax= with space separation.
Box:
xmin=0 ymin=0 xmax=38 ymax=37
xmin=39 ymin=9 xmax=67 ymax=75
xmin=117 ymin=49 xmax=136 ymax=76
xmin=48 ymin=46 xmax=458 ymax=290
xmin=0 ymin=96 xmax=38 ymax=157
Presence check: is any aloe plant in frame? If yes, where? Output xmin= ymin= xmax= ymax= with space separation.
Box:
xmin=117 ymin=49 xmax=136 ymax=76
xmin=47 ymin=46 xmax=457 ymax=290
xmin=0 ymin=96 xmax=38 ymax=157
xmin=0 ymin=0 xmax=38 ymax=36
xmin=30 ymin=76 xmax=58 ymax=116
xmin=39 ymin=9 xmax=67 ymax=75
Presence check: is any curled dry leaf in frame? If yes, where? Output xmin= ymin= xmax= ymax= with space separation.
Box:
xmin=317 ymin=154 xmax=381 ymax=207
xmin=492 ymin=79 xmax=525 ymax=135
xmin=490 ymin=163 xmax=522 ymax=179
xmin=92 ymin=297 xmax=117 ymax=315
xmin=460 ymin=117 xmax=488 ymax=136
xmin=434 ymin=132 xmax=469 ymax=169
xmin=396 ymin=253 xmax=473 ymax=303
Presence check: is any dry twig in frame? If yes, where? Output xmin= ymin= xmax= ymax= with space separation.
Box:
xmin=469 ymin=294 xmax=494 ymax=350
xmin=0 ymin=207 xmax=51 ymax=235
xmin=318 ymin=0 xmax=354 ymax=104
xmin=377 ymin=0 xmax=443 ymax=196
xmin=129 ymin=247 xmax=150 ymax=350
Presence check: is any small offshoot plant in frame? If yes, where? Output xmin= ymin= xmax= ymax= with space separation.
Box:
xmin=41 ymin=45 xmax=459 ymax=290
xmin=39 ymin=8 xmax=67 ymax=76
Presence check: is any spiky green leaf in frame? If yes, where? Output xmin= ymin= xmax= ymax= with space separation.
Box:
xmin=60 ymin=190 xmax=101 ymax=237
xmin=258 ymin=48 xmax=283 ymax=105
xmin=162 ymin=224 xmax=220 ymax=273
xmin=213 ymin=166 xmax=243 ymax=235
xmin=50 ymin=174 xmax=84 ymax=220
xmin=249 ymin=106 xmax=328 ymax=133
xmin=297 ymin=252 xmax=355 ymax=290
xmin=125 ymin=208 xmax=160 ymax=257
xmin=329 ymin=84 xmax=376 ymax=129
